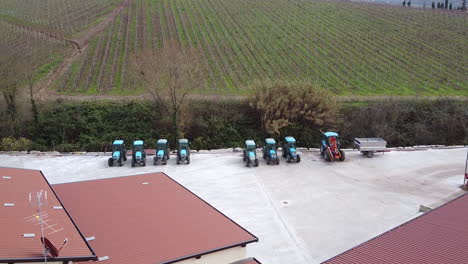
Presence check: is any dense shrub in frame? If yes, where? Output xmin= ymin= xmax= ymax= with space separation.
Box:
xmin=0 ymin=98 xmax=466 ymax=151
xmin=0 ymin=137 xmax=32 ymax=151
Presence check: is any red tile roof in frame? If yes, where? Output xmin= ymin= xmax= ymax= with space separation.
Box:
xmin=0 ymin=167 xmax=96 ymax=262
xmin=322 ymin=193 xmax=468 ymax=264
xmin=53 ymin=172 xmax=258 ymax=264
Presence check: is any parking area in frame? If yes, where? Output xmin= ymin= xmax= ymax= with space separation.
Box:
xmin=1 ymin=147 xmax=466 ymax=263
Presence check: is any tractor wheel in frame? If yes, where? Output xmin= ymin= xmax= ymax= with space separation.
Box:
xmin=167 ymin=152 xmax=170 ymax=160
xmin=297 ymin=154 xmax=301 ymax=163
xmin=324 ymin=150 xmax=331 ymax=162
xmin=286 ymin=155 xmax=291 ymax=163
xmin=177 ymin=157 xmax=180 ymax=165
xmin=163 ymin=157 xmax=167 ymax=165
xmin=339 ymin=150 xmax=346 ymax=161
xmin=108 ymin=158 xmax=113 ymax=167
xmin=276 ymin=158 xmax=280 ymax=165
xmin=153 ymin=157 xmax=157 ymax=165
xmin=119 ymin=158 xmax=123 ymax=166
xmin=243 ymin=150 xmax=246 ymax=161
xmin=320 ymin=146 xmax=324 ymax=155
xmin=246 ymin=159 xmax=250 ymax=167
xmin=132 ymin=159 xmax=135 ymax=167
xmin=366 ymin=151 xmax=374 ymax=158
xmin=187 ymin=156 xmax=190 ymax=164
xmin=266 ymin=156 xmax=271 ymax=165
xmin=143 ymin=160 xmax=146 ymax=166
xmin=255 ymin=159 xmax=259 ymax=167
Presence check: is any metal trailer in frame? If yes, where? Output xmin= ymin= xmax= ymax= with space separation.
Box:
xmin=354 ymin=138 xmax=387 ymax=158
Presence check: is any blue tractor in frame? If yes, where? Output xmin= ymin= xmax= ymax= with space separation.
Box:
xmin=243 ymin=140 xmax=259 ymax=167
xmin=282 ymin=136 xmax=301 ymax=163
xmin=153 ymin=139 xmax=170 ymax=165
xmin=131 ymin=140 xmax=146 ymax=167
xmin=108 ymin=140 xmax=127 ymax=167
xmin=320 ymin=132 xmax=345 ymax=162
xmin=177 ymin=139 xmax=190 ymax=164
xmin=263 ymin=138 xmax=279 ymax=165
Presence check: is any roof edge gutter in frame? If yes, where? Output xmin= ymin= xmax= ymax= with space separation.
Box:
xmin=161 ymin=238 xmax=259 ymax=264
xmin=0 ymin=255 xmax=97 ymax=263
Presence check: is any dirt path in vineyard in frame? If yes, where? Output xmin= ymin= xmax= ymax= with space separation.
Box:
xmin=32 ymin=0 xmax=132 ymax=100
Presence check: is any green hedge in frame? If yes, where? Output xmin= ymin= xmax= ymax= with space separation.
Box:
xmin=0 ymin=99 xmax=466 ymax=151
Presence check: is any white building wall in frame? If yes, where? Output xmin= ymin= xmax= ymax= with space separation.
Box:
xmin=176 ymin=246 xmax=246 ymax=264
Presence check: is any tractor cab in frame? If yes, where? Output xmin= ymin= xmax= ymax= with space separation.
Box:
xmin=284 ymin=136 xmax=297 ymax=149
xmin=108 ymin=140 xmax=127 ymax=166
xmin=243 ymin=140 xmax=259 ymax=167
xmin=132 ymin=140 xmax=146 ymax=167
xmin=177 ymin=139 xmax=190 ymax=164
xmin=322 ymin=132 xmax=340 ymax=148
xmin=265 ymin=138 xmax=276 ymax=150
xmin=321 ymin=132 xmax=345 ymax=161
xmin=133 ymin=140 xmax=144 ymax=152
xmin=245 ymin=140 xmax=256 ymax=152
xmin=112 ymin=140 xmax=125 ymax=153
xmin=263 ymin=138 xmax=279 ymax=165
xmin=282 ymin=136 xmax=300 ymax=162
xmin=154 ymin=139 xmax=169 ymax=165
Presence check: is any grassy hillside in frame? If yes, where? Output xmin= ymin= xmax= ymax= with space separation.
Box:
xmin=0 ymin=0 xmax=466 ymax=96
xmin=55 ymin=0 xmax=467 ymax=96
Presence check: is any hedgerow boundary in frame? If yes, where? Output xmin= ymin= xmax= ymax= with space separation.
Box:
xmin=0 ymin=98 xmax=466 ymax=152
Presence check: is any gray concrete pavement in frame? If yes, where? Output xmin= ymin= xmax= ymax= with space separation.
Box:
xmin=1 ymin=148 xmax=466 ymax=263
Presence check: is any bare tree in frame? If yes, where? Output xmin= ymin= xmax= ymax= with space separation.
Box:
xmin=0 ymin=46 xmax=23 ymax=136
xmin=131 ymin=41 xmax=208 ymax=140
xmin=250 ymin=80 xmax=338 ymax=136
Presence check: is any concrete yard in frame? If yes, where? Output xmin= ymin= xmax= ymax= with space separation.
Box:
xmin=1 ymin=147 xmax=467 ymax=263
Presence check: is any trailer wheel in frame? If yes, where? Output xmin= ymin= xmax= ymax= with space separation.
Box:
xmin=339 ymin=150 xmax=346 ymax=161
xmin=366 ymin=151 xmax=374 ymax=158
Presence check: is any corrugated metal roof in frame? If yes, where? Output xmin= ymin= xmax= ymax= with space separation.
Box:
xmin=52 ymin=172 xmax=258 ymax=264
xmin=323 ymin=193 xmax=468 ymax=264
xmin=0 ymin=167 xmax=96 ymax=262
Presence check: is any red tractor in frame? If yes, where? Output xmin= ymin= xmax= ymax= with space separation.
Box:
xmin=320 ymin=132 xmax=345 ymax=162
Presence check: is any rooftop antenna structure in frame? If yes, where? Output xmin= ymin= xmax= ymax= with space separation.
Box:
xmin=29 ymin=190 xmax=49 ymax=263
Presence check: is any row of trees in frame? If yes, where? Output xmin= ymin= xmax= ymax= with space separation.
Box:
xmin=432 ymin=1 xmax=454 ymax=9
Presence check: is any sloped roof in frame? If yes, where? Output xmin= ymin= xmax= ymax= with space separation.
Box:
xmin=232 ymin=257 xmax=262 ymax=264
xmin=53 ymin=172 xmax=258 ymax=264
xmin=322 ymin=193 xmax=468 ymax=264
xmin=0 ymin=167 xmax=96 ymax=263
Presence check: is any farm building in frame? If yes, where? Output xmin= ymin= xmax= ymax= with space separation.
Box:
xmin=0 ymin=167 xmax=96 ymax=263
xmin=322 ymin=193 xmax=468 ymax=264
xmin=0 ymin=168 xmax=259 ymax=264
